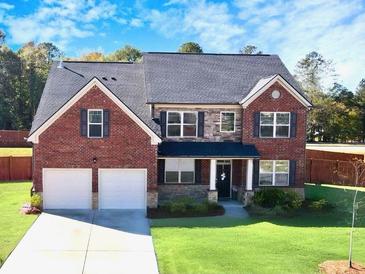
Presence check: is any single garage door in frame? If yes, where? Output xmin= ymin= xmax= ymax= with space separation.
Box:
xmin=99 ymin=169 xmax=146 ymax=209
xmin=43 ymin=168 xmax=92 ymax=209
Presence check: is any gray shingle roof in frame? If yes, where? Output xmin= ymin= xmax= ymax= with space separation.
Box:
xmin=143 ymin=53 xmax=303 ymax=104
xmin=30 ymin=61 xmax=160 ymax=135
xmin=30 ymin=53 xmax=305 ymax=136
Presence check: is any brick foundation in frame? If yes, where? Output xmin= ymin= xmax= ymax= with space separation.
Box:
xmin=158 ymin=184 xmax=209 ymax=202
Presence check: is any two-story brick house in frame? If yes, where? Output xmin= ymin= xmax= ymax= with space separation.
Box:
xmin=27 ymin=53 xmax=312 ymax=210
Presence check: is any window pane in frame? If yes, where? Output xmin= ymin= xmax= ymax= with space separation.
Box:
xmin=165 ymin=171 xmax=179 ymax=183
xmin=180 ymin=159 xmax=195 ymax=171
xmin=275 ymin=160 xmax=289 ymax=173
xmin=89 ymin=111 xmax=102 ymax=123
xmin=275 ymin=174 xmax=289 ymax=186
xmin=259 ymin=174 xmax=273 ymax=186
xmin=168 ymin=112 xmax=181 ymax=123
xmin=276 ymin=113 xmax=289 ymax=124
xmin=276 ymin=126 xmax=289 ymax=137
xmin=165 ymin=159 xmax=179 ymax=171
xmin=181 ymin=171 xmax=194 ymax=183
xmin=167 ymin=125 xmax=181 ymax=136
xmin=260 ymin=161 xmax=273 ymax=173
xmin=260 ymin=126 xmax=274 ymax=137
xmin=183 ymin=125 xmax=196 ymax=136
xmin=89 ymin=125 xmax=102 ymax=137
xmin=183 ymin=113 xmax=196 ymax=124
xmin=221 ymin=113 xmax=235 ymax=131
xmin=260 ymin=113 xmax=274 ymax=124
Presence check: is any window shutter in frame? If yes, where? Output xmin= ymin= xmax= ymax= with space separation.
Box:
xmin=198 ymin=112 xmax=205 ymax=137
xmin=290 ymin=112 xmax=297 ymax=138
xmin=252 ymin=159 xmax=259 ymax=188
xmin=289 ymin=160 xmax=297 ymax=186
xmin=80 ymin=109 xmax=87 ymax=136
xmin=160 ymin=111 xmax=167 ymax=137
xmin=253 ymin=112 xmax=260 ymax=137
xmin=158 ymin=159 xmax=165 ymax=184
xmin=194 ymin=159 xmax=202 ymax=184
xmin=103 ymin=109 xmax=110 ymax=137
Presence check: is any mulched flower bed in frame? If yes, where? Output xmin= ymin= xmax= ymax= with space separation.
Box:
xmin=147 ymin=207 xmax=225 ymax=219
xmin=319 ymin=260 xmax=365 ymax=274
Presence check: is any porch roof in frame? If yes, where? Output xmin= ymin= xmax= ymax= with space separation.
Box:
xmin=158 ymin=142 xmax=260 ymax=158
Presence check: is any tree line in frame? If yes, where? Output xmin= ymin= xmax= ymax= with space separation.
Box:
xmin=0 ymin=34 xmax=363 ymax=143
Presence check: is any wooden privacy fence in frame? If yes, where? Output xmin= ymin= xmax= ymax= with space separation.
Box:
xmin=0 ymin=156 xmax=32 ymax=181
xmin=306 ymin=158 xmax=358 ymax=186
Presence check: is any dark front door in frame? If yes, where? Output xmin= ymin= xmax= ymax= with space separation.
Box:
xmin=216 ymin=161 xmax=231 ymax=199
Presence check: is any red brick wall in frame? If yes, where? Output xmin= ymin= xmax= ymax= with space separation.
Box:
xmin=201 ymin=159 xmax=210 ymax=185
xmin=242 ymin=82 xmax=308 ymax=187
xmin=0 ymin=130 xmax=31 ymax=147
xmin=232 ymin=160 xmax=244 ymax=186
xmin=33 ymin=86 xmax=157 ymax=192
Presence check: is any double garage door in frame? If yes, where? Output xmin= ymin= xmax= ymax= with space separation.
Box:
xmin=42 ymin=168 xmax=146 ymax=210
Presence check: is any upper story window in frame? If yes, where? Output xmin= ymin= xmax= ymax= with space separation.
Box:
xmin=220 ymin=112 xmax=235 ymax=132
xmin=88 ymin=109 xmax=103 ymax=138
xmin=260 ymin=112 xmax=290 ymax=138
xmin=259 ymin=160 xmax=289 ymax=186
xmin=165 ymin=158 xmax=195 ymax=183
xmin=167 ymin=111 xmax=197 ymax=137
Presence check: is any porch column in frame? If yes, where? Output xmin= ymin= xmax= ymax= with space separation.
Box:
xmin=209 ymin=159 xmax=217 ymax=190
xmin=246 ymin=159 xmax=253 ymax=191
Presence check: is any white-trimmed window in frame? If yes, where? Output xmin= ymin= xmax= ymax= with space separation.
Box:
xmin=260 ymin=112 xmax=290 ymax=138
xmin=165 ymin=159 xmax=195 ymax=183
xmin=259 ymin=160 xmax=289 ymax=186
xmin=167 ymin=112 xmax=197 ymax=137
xmin=88 ymin=109 xmax=103 ymax=138
xmin=220 ymin=112 xmax=235 ymax=132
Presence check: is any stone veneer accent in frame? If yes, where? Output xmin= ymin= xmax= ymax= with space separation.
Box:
xmin=207 ymin=190 xmax=218 ymax=203
xmin=154 ymin=106 xmax=241 ymax=142
xmin=158 ymin=184 xmax=209 ymax=202
xmin=147 ymin=191 xmax=158 ymax=208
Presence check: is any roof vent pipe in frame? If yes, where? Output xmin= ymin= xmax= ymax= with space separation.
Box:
xmin=57 ymin=59 xmax=64 ymax=69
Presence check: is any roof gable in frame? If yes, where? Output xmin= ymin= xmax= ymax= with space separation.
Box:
xmin=240 ymin=74 xmax=312 ymax=108
xmin=28 ymin=77 xmax=161 ymax=144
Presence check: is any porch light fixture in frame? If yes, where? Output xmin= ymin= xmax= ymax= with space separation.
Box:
xmin=92 ymin=157 xmax=97 ymax=163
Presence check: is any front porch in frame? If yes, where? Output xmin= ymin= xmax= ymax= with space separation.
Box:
xmin=157 ymin=142 xmax=260 ymax=205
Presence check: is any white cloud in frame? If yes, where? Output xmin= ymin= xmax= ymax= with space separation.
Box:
xmin=0 ymin=2 xmax=13 ymax=10
xmin=130 ymin=18 xmax=143 ymax=27
xmin=233 ymin=0 xmax=365 ymax=90
xmin=144 ymin=0 xmax=245 ymax=52
xmin=1 ymin=0 xmax=121 ymax=50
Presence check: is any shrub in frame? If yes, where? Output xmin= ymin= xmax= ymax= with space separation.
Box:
xmin=308 ymin=199 xmax=330 ymax=211
xmin=253 ymin=188 xmax=303 ymax=210
xmin=192 ymin=203 xmax=209 ymax=214
xmin=170 ymin=202 xmax=187 ymax=213
xmin=30 ymin=193 xmax=42 ymax=209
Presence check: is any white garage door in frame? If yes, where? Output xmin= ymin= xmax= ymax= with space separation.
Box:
xmin=99 ymin=169 xmax=146 ymax=209
xmin=43 ymin=168 xmax=92 ymax=209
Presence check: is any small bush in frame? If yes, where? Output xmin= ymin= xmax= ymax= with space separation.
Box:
xmin=308 ymin=199 xmax=330 ymax=211
xmin=253 ymin=188 xmax=302 ymax=210
xmin=192 ymin=203 xmax=209 ymax=214
xmin=30 ymin=193 xmax=42 ymax=209
xmin=170 ymin=202 xmax=187 ymax=213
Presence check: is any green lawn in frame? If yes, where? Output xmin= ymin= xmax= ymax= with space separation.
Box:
xmin=152 ymin=212 xmax=365 ymax=274
xmin=0 ymin=182 xmax=37 ymax=265
xmin=0 ymin=148 xmax=32 ymax=157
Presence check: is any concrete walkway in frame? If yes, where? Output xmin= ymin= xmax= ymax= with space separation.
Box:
xmin=220 ymin=200 xmax=249 ymax=218
xmin=0 ymin=210 xmax=159 ymax=274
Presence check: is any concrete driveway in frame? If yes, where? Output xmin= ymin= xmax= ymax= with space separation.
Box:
xmin=0 ymin=210 xmax=159 ymax=274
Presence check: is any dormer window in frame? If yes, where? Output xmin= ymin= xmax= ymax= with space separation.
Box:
xmin=167 ymin=111 xmax=197 ymax=137
xmin=88 ymin=109 xmax=103 ymax=138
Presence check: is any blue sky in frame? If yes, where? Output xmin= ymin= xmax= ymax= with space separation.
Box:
xmin=0 ymin=0 xmax=364 ymax=90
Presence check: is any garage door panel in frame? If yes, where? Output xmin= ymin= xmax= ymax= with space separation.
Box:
xmin=99 ymin=169 xmax=146 ymax=209
xmin=43 ymin=169 xmax=92 ymax=209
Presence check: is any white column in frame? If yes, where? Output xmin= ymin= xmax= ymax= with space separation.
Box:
xmin=209 ymin=159 xmax=217 ymax=191
xmin=246 ymin=159 xmax=253 ymax=191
